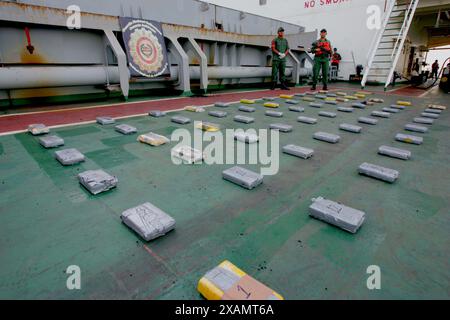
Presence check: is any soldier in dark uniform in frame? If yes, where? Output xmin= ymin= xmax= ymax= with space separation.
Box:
xmin=271 ymin=27 xmax=290 ymax=90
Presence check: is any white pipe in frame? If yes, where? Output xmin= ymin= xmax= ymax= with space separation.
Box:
xmin=0 ymin=66 xmax=311 ymax=89
xmin=0 ymin=66 xmax=120 ymax=90
xmin=137 ymin=66 xmax=311 ymax=81
xmin=190 ymin=66 xmax=297 ymax=79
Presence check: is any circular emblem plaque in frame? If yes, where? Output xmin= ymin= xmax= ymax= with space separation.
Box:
xmin=128 ymin=28 xmax=164 ymax=75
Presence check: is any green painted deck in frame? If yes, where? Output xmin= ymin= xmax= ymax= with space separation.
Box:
xmin=0 ymin=86 xmax=449 ymax=299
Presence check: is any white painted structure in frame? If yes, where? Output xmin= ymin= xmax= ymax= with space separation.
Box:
xmin=208 ymin=0 xmax=450 ymax=85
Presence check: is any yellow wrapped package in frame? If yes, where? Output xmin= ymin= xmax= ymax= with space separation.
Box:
xmin=138 ymin=132 xmax=170 ymax=146
xmin=195 ymin=122 xmax=220 ymax=132
xmin=336 ymin=98 xmax=349 ymax=102
xmin=356 ymin=91 xmax=373 ymax=95
xmin=355 ymin=94 xmax=366 ymax=99
xmin=345 ymin=95 xmax=358 ymax=100
xmin=198 ymin=260 xmax=284 ymax=300
xmin=302 ymin=97 xmax=315 ymax=102
xmin=325 ymin=97 xmax=336 ymax=101
xmin=318 ymin=90 xmax=328 ymax=94
xmin=397 ymin=101 xmax=411 ymax=106
xmin=336 ymin=92 xmax=347 ymax=96
xmin=279 ymin=94 xmax=293 ymax=99
xmin=185 ymin=106 xmax=205 ymax=112
xmin=240 ymin=99 xmax=255 ymax=104
xmin=264 ymin=102 xmax=280 ymax=108
xmin=428 ymin=104 xmax=446 ymax=110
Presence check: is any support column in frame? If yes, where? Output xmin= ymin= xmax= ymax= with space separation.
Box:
xmin=218 ymin=43 xmax=228 ymax=86
xmin=167 ymin=36 xmax=191 ymax=95
xmin=103 ymin=30 xmax=130 ymax=99
xmin=187 ymin=38 xmax=208 ymax=92
xmin=288 ymin=50 xmax=301 ymax=85
xmin=234 ymin=44 xmax=244 ymax=85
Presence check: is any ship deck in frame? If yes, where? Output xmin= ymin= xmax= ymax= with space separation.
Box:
xmin=0 ymin=83 xmax=449 ymax=299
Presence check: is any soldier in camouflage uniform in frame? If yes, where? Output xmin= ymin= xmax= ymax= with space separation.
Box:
xmin=271 ymin=27 xmax=290 ymax=90
xmin=311 ymin=29 xmax=333 ymax=91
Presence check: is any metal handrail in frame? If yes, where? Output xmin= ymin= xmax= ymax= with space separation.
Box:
xmin=361 ymin=0 xmax=397 ymax=88
xmin=384 ymin=0 xmax=419 ymax=89
xmin=365 ymin=0 xmax=393 ymax=61
xmin=390 ymin=1 xmax=414 ymax=60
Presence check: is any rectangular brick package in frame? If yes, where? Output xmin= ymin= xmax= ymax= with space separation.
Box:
xmin=115 ymin=124 xmax=137 ymax=135
xmin=96 ymin=116 xmax=115 ymax=125
xmin=289 ymin=106 xmax=305 ymax=113
xmin=378 ymin=145 xmax=411 ymax=160
xmin=208 ymin=110 xmax=228 ymax=118
xmin=358 ymin=117 xmax=378 ymax=125
xmin=282 ymin=145 xmax=314 ymax=159
xmin=171 ymin=116 xmax=191 ymax=124
xmin=39 ymin=135 xmax=64 ymax=148
xmin=222 ymin=166 xmax=263 ymax=190
xmin=55 ymin=148 xmax=85 ymax=165
xmin=339 ymin=123 xmax=362 ymax=133
xmin=309 ymin=197 xmax=366 ymax=234
xmin=319 ymin=111 xmax=336 ymax=118
xmin=198 ymin=260 xmax=283 ymax=300
xmin=171 ymin=146 xmax=204 ymax=164
xmin=78 ymin=169 xmax=118 ymax=195
xmin=298 ymin=116 xmax=317 ymax=124
xmin=121 ymin=202 xmax=175 ymax=241
xmin=358 ymin=162 xmax=399 ymax=183
xmin=269 ymin=123 xmax=293 ymax=132
xmin=28 ymin=124 xmax=49 ymax=135
xmin=314 ymin=132 xmax=340 ymax=143
xmin=404 ymin=124 xmax=428 ymax=133
xmin=234 ymin=115 xmax=254 ymax=124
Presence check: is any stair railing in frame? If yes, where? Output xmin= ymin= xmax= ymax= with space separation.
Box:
xmin=361 ymin=0 xmax=397 ymax=88
xmin=384 ymin=0 xmax=419 ymax=89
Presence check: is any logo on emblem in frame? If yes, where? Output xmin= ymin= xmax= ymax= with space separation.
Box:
xmin=120 ymin=18 xmax=170 ymax=78
xmin=129 ymin=28 xmax=164 ymax=75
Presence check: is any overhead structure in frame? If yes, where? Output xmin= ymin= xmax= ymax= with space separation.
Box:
xmin=0 ymin=0 xmax=315 ymax=106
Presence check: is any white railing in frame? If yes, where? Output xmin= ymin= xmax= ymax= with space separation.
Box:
xmin=384 ymin=0 xmax=419 ymax=89
xmin=390 ymin=1 xmax=414 ymax=61
xmin=361 ymin=0 xmax=397 ymax=88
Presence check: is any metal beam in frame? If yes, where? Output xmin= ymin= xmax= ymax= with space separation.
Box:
xmin=288 ymin=50 xmax=301 ymax=85
xmin=103 ymin=30 xmax=130 ymax=99
xmin=0 ymin=1 xmax=120 ymax=31
xmin=0 ymin=2 xmax=314 ymax=48
xmin=187 ymin=38 xmax=208 ymax=91
xmin=167 ymin=37 xmax=191 ymax=93
xmin=435 ymin=9 xmax=442 ymax=28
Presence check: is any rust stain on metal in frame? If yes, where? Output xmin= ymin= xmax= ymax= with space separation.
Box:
xmin=162 ymin=22 xmax=272 ymax=46
xmin=2 ymin=1 xmax=117 ymax=21
xmin=209 ymin=49 xmax=215 ymax=65
xmin=13 ymin=88 xmax=58 ymax=99
xmin=20 ymin=48 xmax=47 ymax=64
xmin=1 ymin=2 xmax=120 ymax=30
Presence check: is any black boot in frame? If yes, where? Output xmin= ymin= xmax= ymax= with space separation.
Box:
xmin=311 ymin=84 xmax=316 ymax=91
xmin=281 ymin=82 xmax=290 ymax=90
xmin=322 ymin=85 xmax=328 ymax=91
xmin=271 ymin=82 xmax=276 ymax=90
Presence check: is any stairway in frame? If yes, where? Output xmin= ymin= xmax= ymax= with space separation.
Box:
xmin=361 ymin=0 xmax=419 ymax=89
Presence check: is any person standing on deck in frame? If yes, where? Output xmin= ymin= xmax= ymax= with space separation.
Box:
xmin=412 ymin=58 xmax=420 ymax=73
xmin=271 ymin=27 xmax=290 ymax=90
xmin=331 ymin=48 xmax=342 ymax=71
xmin=431 ymin=60 xmax=439 ymax=79
xmin=311 ymin=29 xmax=333 ymax=91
